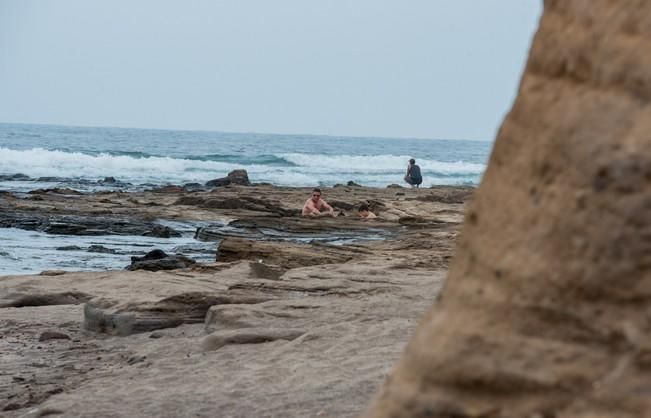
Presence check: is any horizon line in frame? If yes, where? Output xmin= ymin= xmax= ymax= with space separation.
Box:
xmin=0 ymin=120 xmax=494 ymax=143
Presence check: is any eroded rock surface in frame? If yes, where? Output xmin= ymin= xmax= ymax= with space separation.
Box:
xmin=363 ymin=2 xmax=651 ymax=417
xmin=1 ymin=182 xmax=469 ymax=416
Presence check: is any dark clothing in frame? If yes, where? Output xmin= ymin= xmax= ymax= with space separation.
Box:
xmin=405 ymin=164 xmax=422 ymax=186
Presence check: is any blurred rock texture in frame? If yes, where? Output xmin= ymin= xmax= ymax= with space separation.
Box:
xmin=363 ymin=1 xmax=651 ymax=417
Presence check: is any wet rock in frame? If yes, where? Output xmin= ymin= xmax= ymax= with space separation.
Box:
xmin=182 ymin=182 xmax=206 ymax=192
xmin=148 ymin=185 xmax=184 ymax=193
xmin=205 ymin=169 xmax=251 ymax=187
xmin=126 ymin=249 xmax=196 ymax=271
xmin=0 ymin=173 xmax=30 ymax=181
xmin=36 ymin=176 xmax=66 ymax=182
xmin=101 ymin=177 xmax=117 ymax=184
xmin=38 ymin=331 xmax=71 ymax=342
xmin=142 ymin=224 xmax=181 ymax=238
xmin=29 ymin=188 xmax=83 ymax=195
xmin=56 ymin=245 xmax=83 ymax=251
xmin=0 ymin=211 xmax=175 ymax=236
xmin=386 ymin=184 xmax=403 ymax=188
xmin=347 ymin=180 xmax=362 ymax=187
xmin=87 ymin=245 xmax=117 ymax=254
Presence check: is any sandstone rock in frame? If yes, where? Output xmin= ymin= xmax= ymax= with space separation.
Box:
xmin=216 ymin=237 xmax=363 ymax=269
xmin=201 ymin=327 xmax=305 ymax=351
xmin=38 ymin=331 xmax=71 ymax=342
xmin=363 ymin=2 xmax=651 ymax=417
xmin=206 ymin=169 xmax=251 ymax=188
xmin=1 ymin=291 xmax=92 ymax=308
xmin=84 ymin=292 xmax=273 ymax=336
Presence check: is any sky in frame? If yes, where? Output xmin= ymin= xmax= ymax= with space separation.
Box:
xmin=0 ymin=1 xmax=542 ymax=140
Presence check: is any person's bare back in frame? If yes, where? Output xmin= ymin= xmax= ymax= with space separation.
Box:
xmin=302 ymin=188 xmax=335 ymax=217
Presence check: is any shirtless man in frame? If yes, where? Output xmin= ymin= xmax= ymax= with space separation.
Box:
xmin=302 ymin=188 xmax=335 ymax=217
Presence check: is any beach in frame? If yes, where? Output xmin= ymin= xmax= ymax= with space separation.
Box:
xmin=0 ymin=180 xmax=470 ymax=417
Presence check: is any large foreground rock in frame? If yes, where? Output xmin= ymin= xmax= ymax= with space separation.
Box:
xmin=364 ymin=2 xmax=651 ymax=417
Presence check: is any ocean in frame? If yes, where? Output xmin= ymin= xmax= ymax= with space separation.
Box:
xmin=0 ymin=123 xmax=491 ymax=275
xmin=0 ymin=123 xmax=491 ymax=192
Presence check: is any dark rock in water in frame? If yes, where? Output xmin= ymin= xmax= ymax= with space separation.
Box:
xmin=132 ymin=249 xmax=169 ymax=262
xmin=206 ymin=169 xmax=251 ymax=188
xmin=88 ymin=245 xmax=117 ymax=254
xmin=101 ymin=176 xmax=117 ymax=184
xmin=182 ymin=182 xmax=206 ymax=192
xmin=0 ymin=211 xmax=176 ymax=236
xmin=38 ymin=331 xmax=71 ymax=342
xmin=149 ymin=185 xmax=185 ymax=193
xmin=28 ymin=188 xmax=83 ymax=195
xmin=347 ymin=181 xmax=362 ymax=187
xmin=36 ymin=176 xmax=65 ymax=182
xmin=126 ymin=249 xmax=195 ymax=271
xmin=56 ymin=245 xmax=83 ymax=251
xmin=142 ymin=224 xmax=181 ymax=238
xmin=0 ymin=173 xmax=30 ymax=181
xmin=127 ymin=250 xmax=196 ymax=272
xmin=333 ymin=183 xmax=345 ymax=188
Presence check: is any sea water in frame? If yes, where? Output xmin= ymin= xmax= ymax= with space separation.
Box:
xmin=0 ymin=123 xmax=491 ymax=192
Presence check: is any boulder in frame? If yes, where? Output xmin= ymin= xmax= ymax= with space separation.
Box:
xmin=363 ymin=2 xmax=651 ymax=417
xmin=205 ymin=169 xmax=251 ymax=187
xmin=126 ymin=250 xmax=196 ymax=272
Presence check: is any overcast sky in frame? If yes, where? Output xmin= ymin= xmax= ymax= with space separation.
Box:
xmin=0 ymin=1 xmax=542 ymax=140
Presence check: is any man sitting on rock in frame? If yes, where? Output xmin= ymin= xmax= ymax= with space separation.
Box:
xmin=302 ymin=188 xmax=335 ymax=217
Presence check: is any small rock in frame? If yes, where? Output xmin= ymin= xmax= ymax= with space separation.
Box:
xmin=101 ymin=176 xmax=117 ymax=184
xmin=347 ymin=181 xmax=362 ymax=187
xmin=39 ymin=331 xmax=71 ymax=342
xmin=39 ymin=270 xmax=67 ymax=276
xmin=206 ymin=169 xmax=251 ymax=188
xmin=142 ymin=224 xmax=181 ymax=238
xmin=56 ymin=245 xmax=83 ymax=251
xmin=87 ymin=245 xmax=117 ymax=254
xmin=149 ymin=331 xmax=165 ymax=339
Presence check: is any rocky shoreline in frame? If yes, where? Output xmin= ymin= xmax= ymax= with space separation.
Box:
xmin=0 ymin=180 xmax=471 ymax=417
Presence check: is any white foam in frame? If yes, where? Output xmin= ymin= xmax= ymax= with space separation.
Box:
xmin=0 ymin=148 xmax=484 ymax=187
xmin=277 ymin=153 xmax=485 ymax=174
